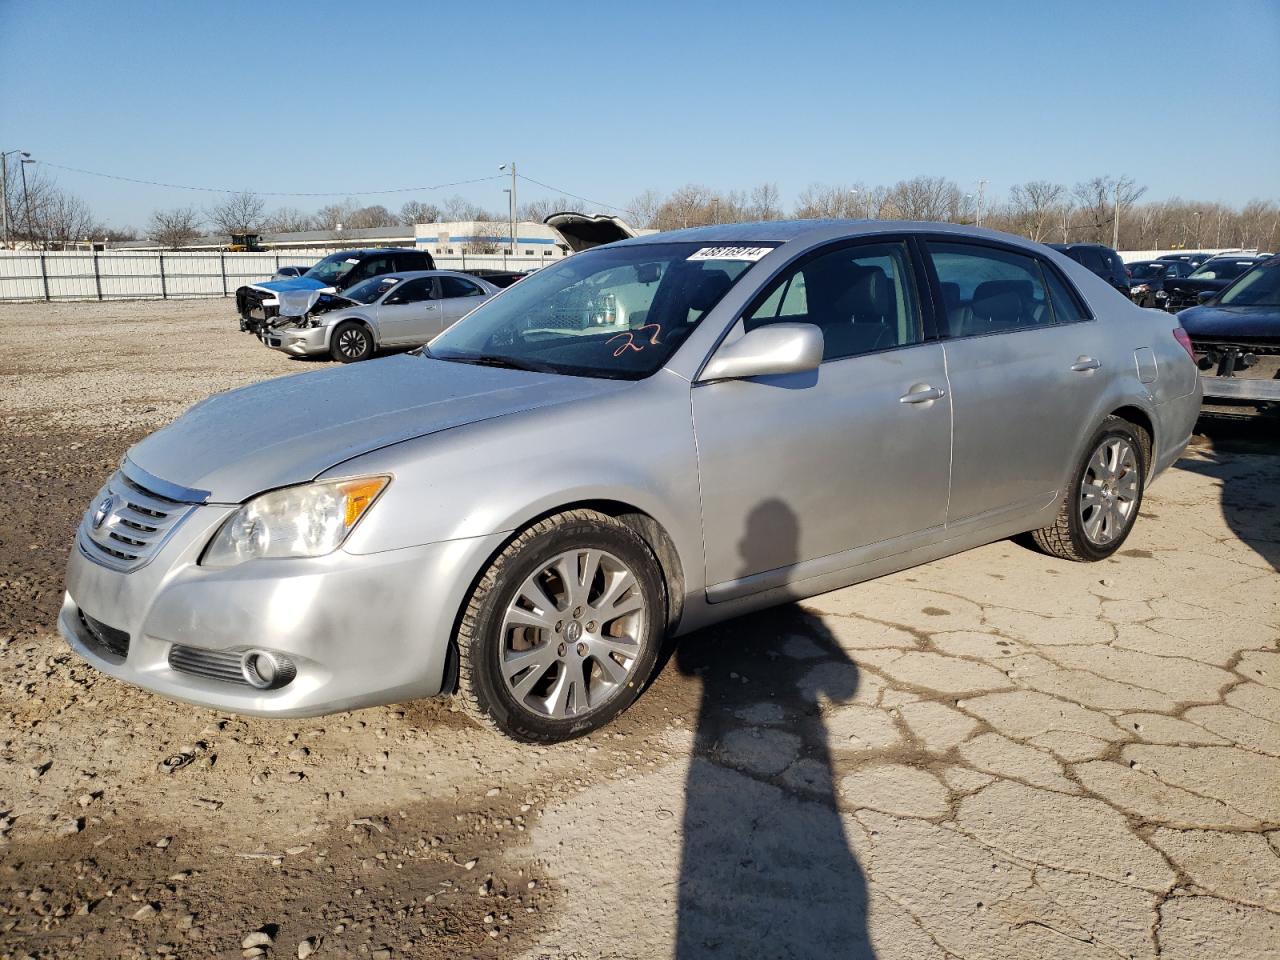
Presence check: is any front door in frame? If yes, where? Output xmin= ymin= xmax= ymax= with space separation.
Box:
xmin=378 ymin=277 xmax=444 ymax=345
xmin=692 ymin=238 xmax=953 ymax=597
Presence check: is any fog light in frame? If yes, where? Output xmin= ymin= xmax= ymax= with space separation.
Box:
xmin=241 ymin=650 xmax=297 ymax=689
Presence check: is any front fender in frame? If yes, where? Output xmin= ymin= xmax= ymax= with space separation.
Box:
xmin=324 ymin=373 xmax=707 ymax=591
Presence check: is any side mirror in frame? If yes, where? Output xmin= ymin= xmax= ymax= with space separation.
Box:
xmin=1196 ymin=290 xmax=1215 ymax=305
xmin=699 ymin=323 xmax=823 ymax=382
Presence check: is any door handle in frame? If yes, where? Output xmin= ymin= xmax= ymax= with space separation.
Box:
xmin=899 ymin=384 xmax=946 ymax=405
xmin=1071 ymin=357 xmax=1102 ymax=372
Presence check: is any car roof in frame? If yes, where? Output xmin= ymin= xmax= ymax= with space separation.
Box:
xmin=366 ymin=269 xmax=491 ymax=283
xmin=610 ymin=219 xmax=1055 ymax=252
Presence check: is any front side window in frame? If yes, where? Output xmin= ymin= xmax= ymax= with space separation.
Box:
xmin=429 ymin=242 xmax=766 ymax=379
xmin=744 ymin=241 xmax=921 ymax=361
xmin=385 ymin=277 xmax=439 ymax=304
xmin=929 ymin=242 xmax=1053 ymax=336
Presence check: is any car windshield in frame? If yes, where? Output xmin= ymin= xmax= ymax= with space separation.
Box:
xmin=1190 ymin=259 xmax=1257 ymax=280
xmin=428 ymin=241 xmax=769 ymax=379
xmin=1129 ymin=263 xmax=1167 ymax=280
xmin=343 ymin=276 xmax=401 ymax=304
xmin=1217 ymin=261 xmax=1280 ymax=307
xmin=303 ymin=253 xmax=360 ymax=285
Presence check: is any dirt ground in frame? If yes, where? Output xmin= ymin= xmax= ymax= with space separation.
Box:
xmin=0 ymin=298 xmax=1277 ymax=960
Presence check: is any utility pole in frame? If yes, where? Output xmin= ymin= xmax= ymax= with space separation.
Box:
xmin=499 ymin=162 xmax=517 ymax=254
xmin=1112 ymin=181 xmax=1121 ymax=250
xmin=975 ymin=179 xmax=988 ymax=228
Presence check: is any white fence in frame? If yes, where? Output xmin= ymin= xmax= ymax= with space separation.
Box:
xmin=0 ymin=250 xmax=543 ymax=303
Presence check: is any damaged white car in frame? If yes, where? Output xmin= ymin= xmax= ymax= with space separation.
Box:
xmin=262 ymin=270 xmax=501 ymax=362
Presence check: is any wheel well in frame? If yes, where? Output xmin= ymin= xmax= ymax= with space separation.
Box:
xmin=438 ymin=499 xmax=686 ymax=696
xmin=331 ymin=316 xmax=376 ymax=347
xmin=1109 ymin=405 xmax=1155 ymax=475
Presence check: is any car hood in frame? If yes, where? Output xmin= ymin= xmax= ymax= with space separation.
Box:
xmin=247 ymin=276 xmax=338 ymax=317
xmin=127 ymin=355 xmax=630 ymax=503
xmin=1178 ymin=304 xmax=1280 ymax=341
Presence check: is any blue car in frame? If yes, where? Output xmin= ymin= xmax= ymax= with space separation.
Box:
xmin=236 ymin=248 xmax=435 ymax=334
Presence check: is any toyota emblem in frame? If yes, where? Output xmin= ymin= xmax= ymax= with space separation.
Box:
xmin=92 ymin=495 xmax=114 ymax=530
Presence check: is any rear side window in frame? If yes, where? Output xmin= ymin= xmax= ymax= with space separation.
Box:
xmin=440 ymin=276 xmax=486 ymax=298
xmin=1041 ymin=264 xmax=1090 ymax=323
xmin=744 ymin=241 xmax=922 ymax=362
xmin=928 ymin=242 xmax=1053 ymax=337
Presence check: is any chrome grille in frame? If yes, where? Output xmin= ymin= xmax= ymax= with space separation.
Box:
xmin=78 ymin=466 xmax=200 ymax=573
xmin=168 ymin=645 xmax=249 ymax=686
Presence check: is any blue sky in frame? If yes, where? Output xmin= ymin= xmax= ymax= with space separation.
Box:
xmin=2 ymin=0 xmax=1278 ymax=228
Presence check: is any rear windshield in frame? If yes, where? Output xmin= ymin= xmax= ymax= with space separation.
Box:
xmin=1189 ymin=259 xmax=1258 ymax=281
xmin=1129 ymin=263 xmax=1167 ymax=280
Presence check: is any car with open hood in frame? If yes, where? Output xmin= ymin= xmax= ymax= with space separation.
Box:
xmin=1176 ymin=254 xmax=1280 ymax=406
xmin=235 ymin=248 xmax=435 ymax=334
xmin=60 ymin=220 xmax=1200 ymax=742
xmin=261 ymin=270 xmax=501 ymax=362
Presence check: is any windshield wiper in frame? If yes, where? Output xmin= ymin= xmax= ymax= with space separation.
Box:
xmin=436 ymin=353 xmax=555 ymax=373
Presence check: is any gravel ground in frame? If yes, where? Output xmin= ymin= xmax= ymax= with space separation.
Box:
xmin=0 ymin=298 xmax=1277 ymax=960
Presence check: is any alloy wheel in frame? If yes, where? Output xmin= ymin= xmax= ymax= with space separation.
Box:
xmin=1079 ymin=437 xmax=1139 ymax=546
xmin=339 ymin=328 xmax=369 ymax=359
xmin=499 ymin=548 xmax=646 ymax=720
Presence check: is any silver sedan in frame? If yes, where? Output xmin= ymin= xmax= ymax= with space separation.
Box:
xmin=60 ymin=221 xmax=1201 ymax=742
xmin=262 ymin=270 xmax=500 ymax=362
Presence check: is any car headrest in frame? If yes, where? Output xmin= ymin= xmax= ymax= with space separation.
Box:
xmin=972 ymin=290 xmax=1022 ymax=325
xmin=687 ymin=270 xmax=733 ymax=313
xmin=973 ymin=279 xmax=1033 ymax=304
xmin=939 ymin=281 xmax=961 ymax=309
xmin=840 ymin=265 xmax=892 ymax=321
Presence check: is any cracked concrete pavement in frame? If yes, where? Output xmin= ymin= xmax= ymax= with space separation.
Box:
xmin=0 ymin=299 xmax=1277 ymax=959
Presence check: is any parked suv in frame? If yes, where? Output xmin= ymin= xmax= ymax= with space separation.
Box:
xmin=236 ymin=248 xmax=436 ymax=333
xmin=1048 ymin=243 xmax=1129 ymax=295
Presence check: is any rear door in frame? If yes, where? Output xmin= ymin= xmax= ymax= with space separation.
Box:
xmin=924 ymin=239 xmax=1110 ymax=526
xmin=437 ymin=275 xmax=492 ymax=328
xmin=692 ymin=237 xmax=953 ymax=598
xmin=377 ymin=277 xmax=444 ymax=344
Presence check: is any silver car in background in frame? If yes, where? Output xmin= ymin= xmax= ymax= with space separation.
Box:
xmin=59 ymin=221 xmax=1202 ymax=743
xmin=263 ymin=270 xmax=500 ymax=362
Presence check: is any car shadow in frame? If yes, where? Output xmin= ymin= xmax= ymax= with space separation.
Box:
xmin=1176 ymin=415 xmax=1280 ymax=572
xmin=673 ymin=499 xmax=875 ymax=958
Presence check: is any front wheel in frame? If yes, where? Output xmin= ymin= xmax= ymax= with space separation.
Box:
xmin=456 ymin=510 xmax=665 ymax=742
xmin=1032 ymin=416 xmax=1148 ymax=562
xmin=331 ymin=321 xmax=373 ymax=362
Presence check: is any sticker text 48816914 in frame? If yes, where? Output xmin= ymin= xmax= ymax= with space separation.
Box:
xmin=686 ymin=246 xmax=774 ymax=262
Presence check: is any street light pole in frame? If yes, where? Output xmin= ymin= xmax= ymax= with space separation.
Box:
xmin=499 ymin=162 xmax=517 ymax=255
xmin=19 ymin=157 xmax=36 ymax=249
xmin=0 ymin=149 xmax=31 ymax=249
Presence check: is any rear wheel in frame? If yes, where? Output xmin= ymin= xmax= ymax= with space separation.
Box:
xmin=1032 ymin=417 xmax=1147 ymax=561
xmin=456 ymin=510 xmax=665 ymax=742
xmin=331 ymin=321 xmax=373 ymax=362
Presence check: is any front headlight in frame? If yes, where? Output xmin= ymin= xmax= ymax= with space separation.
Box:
xmin=1131 ymin=283 xmax=1150 ymax=295
xmin=201 ymin=475 xmax=389 ymax=568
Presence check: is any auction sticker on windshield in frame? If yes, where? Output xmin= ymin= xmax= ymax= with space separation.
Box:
xmin=687 ymin=246 xmax=774 ymax=262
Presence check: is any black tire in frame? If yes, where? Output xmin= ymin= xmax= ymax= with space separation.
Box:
xmin=456 ymin=509 xmax=666 ymax=743
xmin=331 ymin=321 xmax=373 ymax=363
xmin=1032 ymin=416 xmax=1149 ymax=562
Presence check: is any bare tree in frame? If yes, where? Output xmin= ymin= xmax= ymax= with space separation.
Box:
xmin=314 ymin=199 xmax=358 ymax=230
xmin=627 ymin=189 xmax=663 ymax=229
xmin=1071 ymin=176 xmax=1146 ymax=243
xmin=148 ymin=207 xmax=202 ymax=249
xmin=399 ymin=200 xmax=441 ymax=226
xmin=440 ymin=194 xmax=490 ymax=221
xmin=748 ymin=182 xmax=783 ymax=220
xmin=207 ymin=191 xmax=266 ymax=235
xmin=518 ymin=195 xmax=579 ymax=223
xmin=883 ymin=176 xmax=963 ymax=221
xmin=345 ymin=204 xmax=398 ymax=229
xmin=1007 ymin=181 xmax=1065 ymax=241
xmin=263 ymin=206 xmax=317 ymax=233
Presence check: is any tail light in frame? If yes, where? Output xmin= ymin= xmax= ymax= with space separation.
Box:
xmin=1172 ymin=327 xmax=1196 ymax=361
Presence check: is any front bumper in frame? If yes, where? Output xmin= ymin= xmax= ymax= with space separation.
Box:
xmin=60 ymin=502 xmax=507 ymax=716
xmin=263 ymin=325 xmax=329 ymax=356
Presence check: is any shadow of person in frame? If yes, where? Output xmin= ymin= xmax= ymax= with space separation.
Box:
xmin=674 ymin=499 xmax=875 ymax=959
xmin=1174 ymin=425 xmax=1280 ymax=572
